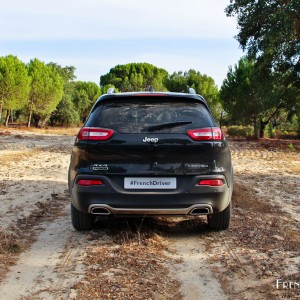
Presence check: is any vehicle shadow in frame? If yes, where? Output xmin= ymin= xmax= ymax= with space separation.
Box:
xmin=94 ymin=215 xmax=211 ymax=242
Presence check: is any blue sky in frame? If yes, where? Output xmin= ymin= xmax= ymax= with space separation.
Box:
xmin=0 ymin=0 xmax=244 ymax=88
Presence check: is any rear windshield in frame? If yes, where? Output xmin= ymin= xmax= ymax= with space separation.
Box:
xmin=86 ymin=97 xmax=215 ymax=133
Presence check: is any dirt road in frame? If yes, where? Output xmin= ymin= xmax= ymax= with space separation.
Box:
xmin=0 ymin=129 xmax=299 ymax=299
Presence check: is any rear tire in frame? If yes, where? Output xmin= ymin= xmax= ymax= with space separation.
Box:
xmin=207 ymin=202 xmax=231 ymax=230
xmin=71 ymin=203 xmax=94 ymax=231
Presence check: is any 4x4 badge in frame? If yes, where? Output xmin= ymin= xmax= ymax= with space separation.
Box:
xmin=143 ymin=137 xmax=159 ymax=143
xmin=93 ymin=164 xmax=109 ymax=171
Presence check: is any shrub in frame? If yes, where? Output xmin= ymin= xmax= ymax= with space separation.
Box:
xmin=265 ymin=123 xmax=276 ymax=138
xmin=288 ymin=143 xmax=295 ymax=152
xmin=227 ymin=125 xmax=254 ymax=138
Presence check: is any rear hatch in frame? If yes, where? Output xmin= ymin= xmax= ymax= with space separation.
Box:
xmin=78 ymin=95 xmax=225 ymax=189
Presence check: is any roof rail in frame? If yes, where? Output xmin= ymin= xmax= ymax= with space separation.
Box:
xmin=148 ymin=85 xmax=154 ymax=92
xmin=189 ymin=87 xmax=196 ymax=94
xmin=107 ymin=87 xmax=115 ymax=94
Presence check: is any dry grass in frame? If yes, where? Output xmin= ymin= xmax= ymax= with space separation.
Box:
xmin=75 ymin=219 xmax=181 ymax=300
xmin=0 ymin=191 xmax=69 ymax=282
xmin=0 ymin=125 xmax=81 ymax=136
xmin=0 ymin=132 xmax=299 ymax=298
xmin=208 ymin=181 xmax=300 ymax=299
xmin=0 ymin=149 xmax=42 ymax=165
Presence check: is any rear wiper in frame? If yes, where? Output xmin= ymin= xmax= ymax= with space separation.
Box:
xmin=147 ymin=121 xmax=192 ymax=132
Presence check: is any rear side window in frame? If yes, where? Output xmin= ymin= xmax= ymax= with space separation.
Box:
xmin=86 ymin=97 xmax=215 ymax=133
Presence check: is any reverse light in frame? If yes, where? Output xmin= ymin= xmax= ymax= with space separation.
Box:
xmin=198 ymin=179 xmax=224 ymax=186
xmin=78 ymin=127 xmax=114 ymax=141
xmin=77 ymin=179 xmax=103 ymax=186
xmin=187 ymin=127 xmax=224 ymax=141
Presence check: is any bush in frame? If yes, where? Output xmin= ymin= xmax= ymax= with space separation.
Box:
xmin=50 ymin=95 xmax=80 ymax=127
xmin=276 ymin=130 xmax=299 ymax=139
xmin=227 ymin=125 xmax=254 ymax=138
xmin=265 ymin=123 xmax=276 ymax=138
xmin=288 ymin=143 xmax=295 ymax=151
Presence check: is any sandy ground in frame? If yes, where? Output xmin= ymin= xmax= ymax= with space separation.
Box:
xmin=0 ymin=129 xmax=299 ymax=299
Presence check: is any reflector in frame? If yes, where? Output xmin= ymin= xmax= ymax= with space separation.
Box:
xmin=77 ymin=179 xmax=103 ymax=186
xmin=198 ymin=179 xmax=224 ymax=186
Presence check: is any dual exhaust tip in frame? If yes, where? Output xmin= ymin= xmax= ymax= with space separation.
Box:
xmin=189 ymin=207 xmax=211 ymax=215
xmin=90 ymin=207 xmax=111 ymax=215
xmin=89 ymin=205 xmax=212 ymax=216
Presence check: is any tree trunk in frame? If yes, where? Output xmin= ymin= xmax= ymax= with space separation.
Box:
xmin=253 ymin=118 xmax=258 ymax=140
xmin=10 ymin=110 xmax=13 ymax=123
xmin=258 ymin=104 xmax=282 ymax=139
xmin=219 ymin=110 xmax=224 ymax=128
xmin=39 ymin=116 xmax=50 ymax=128
xmin=33 ymin=114 xmax=41 ymax=128
xmin=49 ymin=115 xmax=55 ymax=127
xmin=259 ymin=120 xmax=268 ymax=138
xmin=27 ymin=110 xmax=32 ymax=127
xmin=4 ymin=110 xmax=10 ymax=127
xmin=0 ymin=102 xmax=2 ymax=122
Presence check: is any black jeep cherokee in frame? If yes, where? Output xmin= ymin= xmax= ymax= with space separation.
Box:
xmin=68 ymin=89 xmax=233 ymax=231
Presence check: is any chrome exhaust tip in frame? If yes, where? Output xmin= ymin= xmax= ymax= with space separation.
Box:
xmin=190 ymin=206 xmax=211 ymax=215
xmin=90 ymin=206 xmax=111 ymax=215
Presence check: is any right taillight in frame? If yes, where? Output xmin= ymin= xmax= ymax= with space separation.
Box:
xmin=77 ymin=127 xmax=114 ymax=141
xmin=198 ymin=179 xmax=224 ymax=186
xmin=187 ymin=127 xmax=224 ymax=141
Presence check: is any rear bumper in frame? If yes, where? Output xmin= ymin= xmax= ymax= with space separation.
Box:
xmin=89 ymin=203 xmax=213 ymax=216
xmin=70 ymin=174 xmax=232 ymax=216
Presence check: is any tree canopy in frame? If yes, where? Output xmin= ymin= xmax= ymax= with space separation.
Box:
xmin=101 ymin=64 xmax=222 ymax=121
xmin=220 ymin=57 xmax=260 ymax=136
xmin=224 ymin=0 xmax=300 ymax=137
xmin=226 ymin=0 xmax=300 ymax=90
xmin=27 ymin=58 xmax=64 ymax=127
xmin=73 ymin=81 xmax=101 ymax=122
xmin=100 ymin=63 xmax=168 ymax=92
xmin=220 ymin=57 xmax=283 ymax=139
xmin=49 ymin=63 xmax=80 ymax=127
xmin=165 ymin=70 xmax=220 ymax=117
xmin=0 ymin=55 xmax=31 ymax=125
xmin=0 ymin=56 xmax=223 ymax=127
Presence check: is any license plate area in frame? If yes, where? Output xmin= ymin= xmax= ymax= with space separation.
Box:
xmin=124 ymin=177 xmax=177 ymax=189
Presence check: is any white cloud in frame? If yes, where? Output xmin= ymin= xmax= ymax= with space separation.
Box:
xmin=0 ymin=1 xmax=243 ymax=87
xmin=0 ymin=0 xmax=237 ymax=40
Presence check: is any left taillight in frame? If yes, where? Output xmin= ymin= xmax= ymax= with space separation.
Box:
xmin=77 ymin=179 xmax=103 ymax=186
xmin=187 ymin=127 xmax=224 ymax=141
xmin=77 ymin=127 xmax=114 ymax=141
